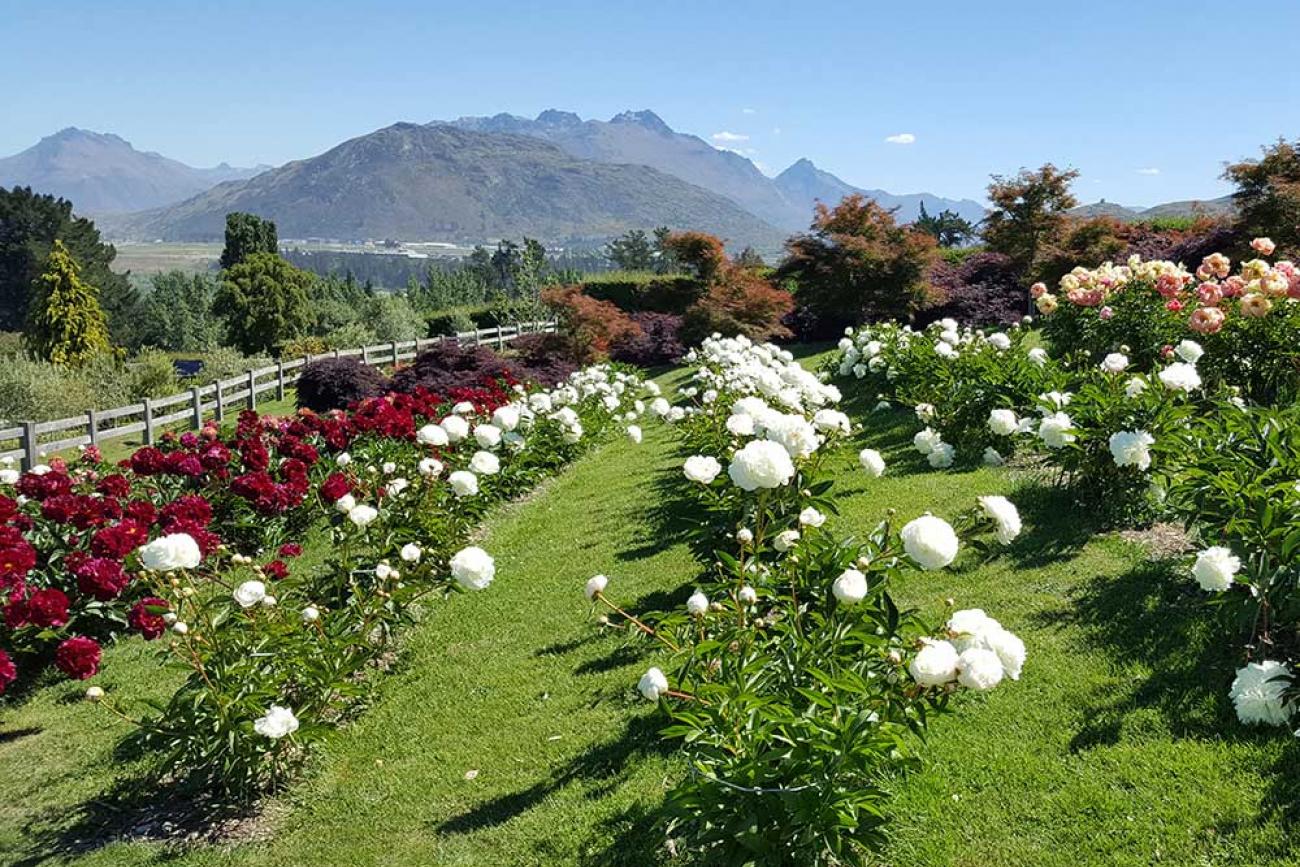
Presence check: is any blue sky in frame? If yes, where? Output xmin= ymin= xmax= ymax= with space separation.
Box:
xmin=4 ymin=0 xmax=1298 ymax=207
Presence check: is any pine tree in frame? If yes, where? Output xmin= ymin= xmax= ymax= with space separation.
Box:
xmin=24 ymin=240 xmax=113 ymax=366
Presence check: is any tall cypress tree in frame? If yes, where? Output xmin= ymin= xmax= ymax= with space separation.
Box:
xmin=25 ymin=240 xmax=113 ymax=366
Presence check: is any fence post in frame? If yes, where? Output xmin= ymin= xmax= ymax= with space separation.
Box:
xmin=390 ymin=340 xmax=399 ymax=364
xmin=333 ymin=348 xmax=341 ymax=359
xmin=20 ymin=421 xmax=36 ymax=471
xmin=191 ymin=386 xmax=203 ymax=429
xmin=362 ymin=344 xmax=370 ymax=365
xmin=143 ymin=399 xmax=155 ymax=446
xmin=247 ymin=369 xmax=257 ymax=411
xmin=276 ymin=361 xmax=286 ymax=402
xmin=87 ymin=409 xmax=99 ymax=446
xmin=473 ymin=328 xmax=481 ymax=347
xmin=496 ymin=327 xmax=504 ymax=351
xmin=214 ymin=379 xmax=225 ymax=423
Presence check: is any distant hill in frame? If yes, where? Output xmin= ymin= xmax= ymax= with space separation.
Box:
xmin=0 ymin=128 xmax=268 ymax=214
xmin=1069 ymin=196 xmax=1235 ymax=221
xmin=103 ymin=123 xmax=787 ymax=250
xmin=773 ymin=157 xmax=987 ymax=227
xmin=444 ymin=110 xmax=986 ymax=230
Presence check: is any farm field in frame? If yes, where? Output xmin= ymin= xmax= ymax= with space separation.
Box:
xmin=3 ymin=349 xmax=1297 ymax=867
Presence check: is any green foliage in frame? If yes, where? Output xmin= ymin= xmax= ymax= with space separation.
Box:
xmin=604 ymin=229 xmax=655 ymax=270
xmin=0 ymin=186 xmax=136 ymax=339
xmin=215 ymin=252 xmax=314 ymax=355
xmin=579 ymin=273 xmax=705 ymax=314
xmin=1224 ymin=138 xmax=1300 ymax=257
xmin=364 ymin=293 xmax=423 ymax=342
xmin=135 ymin=270 xmax=221 ymax=351
xmin=220 ymin=212 xmax=279 ymax=270
xmin=24 ymin=240 xmax=113 ymax=366
xmin=982 ymin=164 xmax=1080 ymax=276
xmin=914 ymin=201 xmax=977 ymax=247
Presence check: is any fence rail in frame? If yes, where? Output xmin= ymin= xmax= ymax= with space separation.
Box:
xmin=0 ymin=321 xmax=555 ymax=470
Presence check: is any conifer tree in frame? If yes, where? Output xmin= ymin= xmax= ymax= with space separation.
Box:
xmin=24 ymin=240 xmax=113 ymax=366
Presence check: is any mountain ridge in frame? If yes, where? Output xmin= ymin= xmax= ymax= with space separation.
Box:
xmin=0 ymin=128 xmax=268 ymax=214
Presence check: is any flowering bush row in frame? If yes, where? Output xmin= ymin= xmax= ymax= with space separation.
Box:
xmin=1034 ymin=240 xmax=1300 ymax=403
xmin=587 ymin=335 xmax=1026 ymax=862
xmin=0 ymin=363 xmax=655 ymax=794
xmin=825 ymin=269 xmax=1300 ymax=738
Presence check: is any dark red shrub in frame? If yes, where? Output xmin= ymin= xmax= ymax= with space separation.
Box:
xmin=296 ymin=357 xmax=391 ymax=413
xmin=610 ymin=312 xmax=685 ymax=366
xmin=921 ymin=252 xmax=1026 ymax=327
xmin=510 ymin=333 xmax=582 ymax=385
xmin=388 ymin=341 xmax=523 ymax=395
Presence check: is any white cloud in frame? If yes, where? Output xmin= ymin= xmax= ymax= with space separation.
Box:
xmin=1136 ymin=167 xmax=1160 ymax=175
xmin=884 ymin=133 xmax=916 ymax=145
xmin=711 ymin=131 xmax=749 ymax=143
xmin=742 ymin=107 xmax=757 ymax=115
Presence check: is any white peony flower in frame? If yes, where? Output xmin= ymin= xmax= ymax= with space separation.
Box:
xmin=336 ymin=452 xmax=352 ymax=468
xmin=728 ymin=440 xmax=796 ymax=491
xmin=859 ymin=448 xmax=886 ymax=477
xmin=416 ymin=424 xmax=449 ymax=447
xmin=798 ymin=507 xmax=825 ymax=528
xmin=384 ymin=478 xmax=409 ymax=497
xmin=1192 ymin=546 xmax=1240 ymax=591
xmin=348 ymin=504 xmax=378 ymax=527
xmin=1038 ymin=412 xmax=1075 ymax=449
xmin=334 ymin=493 xmax=356 ymax=514
xmin=138 ymin=533 xmax=202 ymax=572
xmin=683 ymin=455 xmax=722 ymax=484
xmin=956 ymin=647 xmax=1005 ymax=691
xmin=400 ymin=543 xmax=422 ymax=563
xmin=1027 ymin=346 xmax=1049 ymax=366
xmin=301 ymin=606 xmax=321 ymax=623
xmin=0 ymin=469 xmax=17 ymax=485
xmin=491 ymin=405 xmax=521 ymax=431
xmin=234 ymin=580 xmax=267 ymax=609
xmin=1124 ymin=377 xmax=1147 ymax=399
xmin=927 ymin=442 xmax=956 ymax=468
xmin=988 ymin=409 xmax=1019 ymax=436
xmin=1109 ymin=430 xmax=1155 ymax=470
xmin=774 ymin=529 xmax=801 ymax=552
xmin=686 ymin=590 xmax=709 ymax=616
xmin=901 ymin=514 xmax=960 ymax=570
xmin=440 ymin=414 xmax=470 ymax=442
xmin=987 ymin=332 xmax=1012 ymax=351
xmin=638 ymin=667 xmax=669 ymax=701
xmin=584 ymin=574 xmax=608 ymax=600
xmin=449 ymin=470 xmax=479 ymax=497
xmin=832 ymin=568 xmax=868 ymax=604
xmin=913 ymin=427 xmax=943 ymax=456
xmin=626 ymin=425 xmax=642 ymax=444
xmin=726 ymin=413 xmax=756 ymax=437
xmin=1175 ymin=339 xmax=1204 ymax=364
xmin=738 ymin=585 xmax=758 ymax=605
xmin=978 ymin=495 xmax=1022 ymax=544
xmin=253 ymin=704 xmax=300 ymax=739
xmin=1229 ymin=660 xmax=1294 ymax=726
xmin=736 ymin=527 xmax=754 ymax=544
xmin=909 ymin=638 xmax=960 ymax=686
xmin=915 ymin=403 xmax=936 ymax=422
xmin=1100 ymin=352 xmax=1129 ymax=374
xmin=449 ymin=546 xmax=495 ymax=590
xmin=1158 ymin=362 xmax=1201 ymax=393
xmin=982 ymin=447 xmax=1005 ymax=467
xmin=980 ymin=627 xmax=1026 ymax=680
xmin=474 ymin=424 xmax=502 ymax=449
xmin=418 ymin=457 xmax=444 ymax=478
xmin=470 ymin=450 xmax=501 ymax=475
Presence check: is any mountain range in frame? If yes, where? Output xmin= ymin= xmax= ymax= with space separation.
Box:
xmin=2 ymin=113 xmax=1232 ymax=250
xmin=0 ymin=128 xmax=268 ymax=214
xmin=444 ymin=110 xmax=987 ymax=230
xmin=1067 ymin=196 xmax=1235 ymax=221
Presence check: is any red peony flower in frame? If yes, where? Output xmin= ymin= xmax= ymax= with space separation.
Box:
xmin=319 ymin=472 xmax=350 ymax=503
xmin=95 ymin=474 xmax=132 ymax=498
xmin=161 ymin=495 xmax=213 ymax=529
xmin=74 ymin=558 xmax=130 ymax=601
xmin=278 ymin=543 xmax=303 ymax=558
xmin=91 ymin=519 xmax=150 ymax=560
xmin=129 ymin=446 xmax=167 ymax=476
xmin=0 ymin=539 xmax=37 ymax=587
xmin=26 ymin=587 xmax=71 ymax=628
xmin=263 ymin=559 xmax=289 ymax=580
xmin=54 ymin=636 xmax=101 ymax=680
xmin=128 ymin=597 xmax=170 ymax=640
xmin=0 ymin=648 xmax=16 ymax=694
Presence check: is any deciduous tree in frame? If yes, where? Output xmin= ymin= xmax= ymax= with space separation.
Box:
xmin=982 ymin=164 xmax=1079 ymax=275
xmin=215 ymin=252 xmax=313 ymax=355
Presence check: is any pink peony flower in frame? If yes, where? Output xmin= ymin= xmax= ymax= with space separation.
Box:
xmin=1189 ymin=307 xmax=1226 ymax=334
xmin=1098 ymin=306 xmax=1114 ymax=320
xmin=1251 ymin=237 xmax=1276 ymax=256
xmin=1197 ymin=283 xmax=1223 ymax=306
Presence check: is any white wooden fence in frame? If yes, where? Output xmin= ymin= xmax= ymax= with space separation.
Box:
xmin=0 ymin=321 xmax=555 ymax=470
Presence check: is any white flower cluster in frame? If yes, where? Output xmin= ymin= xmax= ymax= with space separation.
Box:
xmin=909 ymin=608 xmax=1026 ymax=692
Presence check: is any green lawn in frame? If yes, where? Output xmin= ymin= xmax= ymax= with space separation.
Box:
xmin=2 ymin=357 xmax=1299 ymax=866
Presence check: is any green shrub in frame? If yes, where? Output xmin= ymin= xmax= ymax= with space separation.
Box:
xmin=0 ymin=355 xmax=101 ymax=422
xmin=579 ymin=274 xmax=704 ymax=314
xmin=125 ymin=348 xmax=182 ymax=400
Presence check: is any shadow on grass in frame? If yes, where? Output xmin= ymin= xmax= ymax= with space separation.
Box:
xmin=1001 ymin=480 xmax=1097 ymax=570
xmin=614 ymin=459 xmax=725 ymax=567
xmin=1056 ymin=556 xmax=1245 ymax=748
xmin=433 ymin=712 xmax=674 ymax=837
